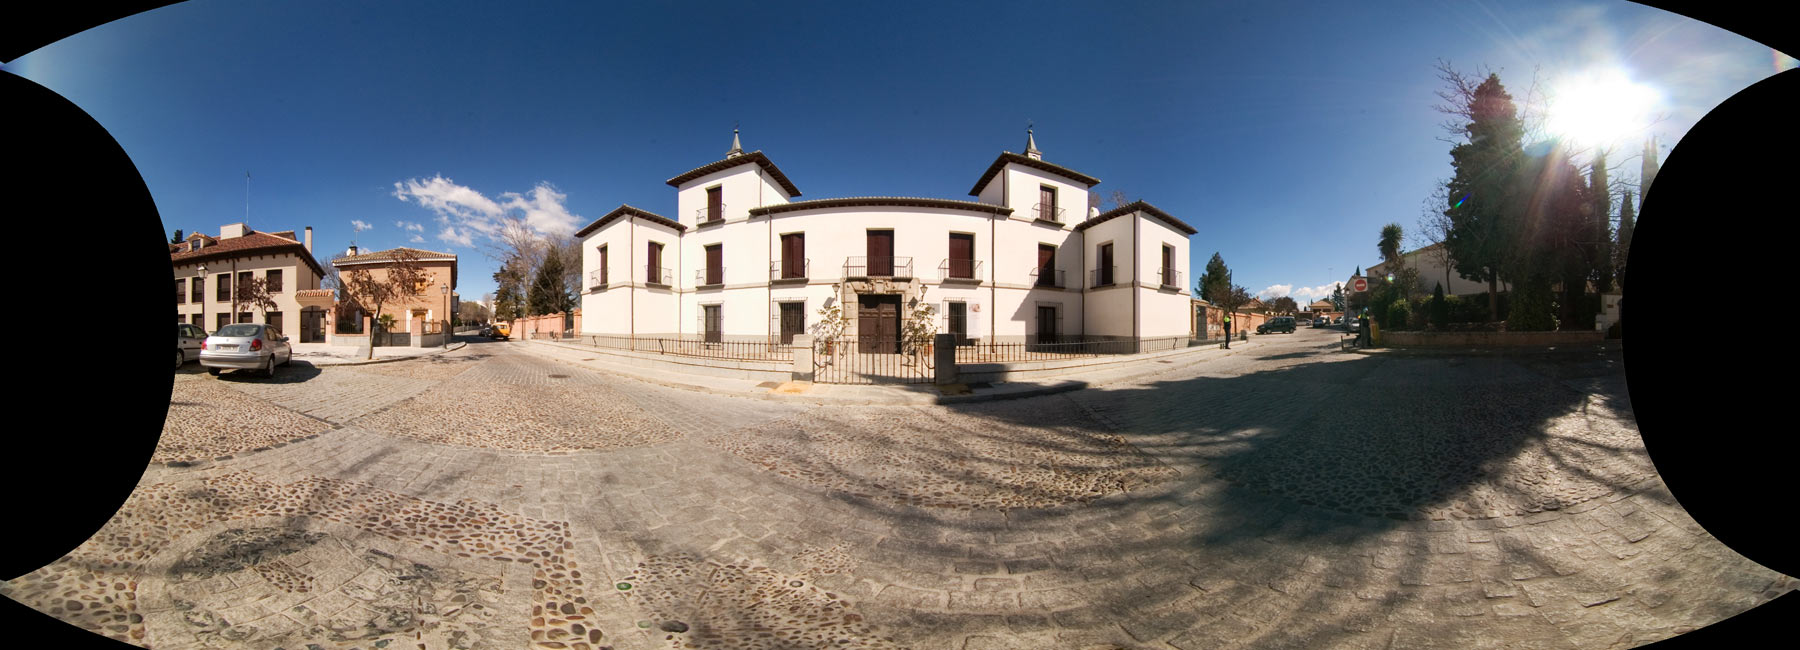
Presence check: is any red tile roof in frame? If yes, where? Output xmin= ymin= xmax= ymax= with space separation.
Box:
xmin=747 ymin=196 xmax=1014 ymax=217
xmin=170 ymin=231 xmax=326 ymax=277
xmin=1075 ymin=200 xmax=1197 ymax=235
xmin=333 ymin=247 xmax=458 ymax=265
xmin=969 ymin=152 xmax=1101 ymax=196
xmin=575 ymin=205 xmax=686 ymax=237
xmin=665 ymin=151 xmax=802 ymax=197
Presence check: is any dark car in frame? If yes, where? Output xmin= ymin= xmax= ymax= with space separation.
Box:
xmin=1312 ymin=317 xmax=1328 ymax=328
xmin=1257 ymin=316 xmax=1297 ymax=334
xmin=177 ymin=323 xmax=208 ymax=368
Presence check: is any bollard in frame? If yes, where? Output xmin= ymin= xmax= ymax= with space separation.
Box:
xmin=791 ymin=335 xmax=814 ymax=382
xmin=934 ymin=333 xmax=958 ymax=385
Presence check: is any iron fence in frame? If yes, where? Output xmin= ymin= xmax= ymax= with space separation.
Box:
xmin=579 ymin=334 xmax=794 ymax=362
xmin=1031 ymin=267 xmax=1065 ymax=288
xmin=770 ymin=259 xmax=809 ymax=281
xmin=1032 ymin=203 xmax=1065 ymax=223
xmin=954 ymin=335 xmax=1193 ymax=363
xmin=1159 ymin=268 xmax=1183 ymax=288
xmin=844 ymin=256 xmax=913 ymax=279
xmin=811 ymin=335 xmax=933 ymax=384
xmin=696 ymin=267 xmax=725 ymax=286
xmin=1091 ymin=266 xmax=1117 ymax=287
xmin=939 ymin=258 xmax=982 ymax=281
xmin=646 ymin=266 xmax=672 ymax=286
xmin=588 ymin=269 xmax=608 ymax=289
xmin=696 ymin=204 xmax=726 ymax=224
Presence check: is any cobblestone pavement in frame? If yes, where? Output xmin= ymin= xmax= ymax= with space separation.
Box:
xmin=7 ymin=333 xmax=1791 ymax=649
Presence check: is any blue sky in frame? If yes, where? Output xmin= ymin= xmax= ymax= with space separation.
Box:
xmin=5 ymin=0 xmax=1788 ymax=306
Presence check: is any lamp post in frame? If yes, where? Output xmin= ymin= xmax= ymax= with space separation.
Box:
xmin=197 ymin=265 xmax=208 ymax=333
xmin=441 ymin=284 xmax=449 ymax=348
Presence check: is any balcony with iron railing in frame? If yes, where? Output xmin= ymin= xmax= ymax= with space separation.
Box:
xmin=1091 ymin=265 xmax=1117 ymax=287
xmin=938 ymin=258 xmax=983 ymax=283
xmin=588 ymin=269 xmax=609 ymax=290
xmin=1031 ymin=267 xmax=1066 ymax=288
xmin=1032 ymin=203 xmax=1065 ymax=224
xmin=695 ymin=267 xmax=725 ymax=288
xmin=844 ymin=256 xmax=913 ymax=279
xmin=695 ymin=204 xmax=726 ymax=225
xmin=1159 ymin=268 xmax=1183 ymax=289
xmin=770 ymin=259 xmax=809 ymax=282
xmin=645 ymin=265 xmax=672 ymax=286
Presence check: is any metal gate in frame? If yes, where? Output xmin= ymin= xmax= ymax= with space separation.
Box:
xmin=813 ymin=335 xmax=933 ymax=384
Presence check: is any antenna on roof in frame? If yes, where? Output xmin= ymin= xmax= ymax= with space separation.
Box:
xmin=245 ymin=171 xmax=251 ymax=228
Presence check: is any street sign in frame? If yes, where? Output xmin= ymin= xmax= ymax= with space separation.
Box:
xmin=1352 ymin=277 xmax=1367 ymax=292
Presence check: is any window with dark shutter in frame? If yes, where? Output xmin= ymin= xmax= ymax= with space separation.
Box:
xmin=705 ymin=244 xmax=723 ymax=285
xmin=1037 ymin=244 xmax=1056 ymax=287
xmin=599 ymin=246 xmax=609 ymax=285
xmin=267 ymin=269 xmax=283 ymax=293
xmin=192 ymin=278 xmax=204 ymax=303
xmin=781 ymin=233 xmax=805 ymax=279
xmin=1098 ymin=243 xmax=1114 ymax=286
xmin=1162 ymin=245 xmax=1175 ymax=286
xmin=706 ymin=187 xmax=723 ymax=223
xmin=867 ymin=230 xmax=893 ymax=276
xmin=949 ymin=233 xmax=974 ymax=279
xmin=218 ymin=274 xmax=231 ymax=301
xmin=176 ymin=280 xmax=186 ymax=304
xmin=647 ymin=242 xmax=663 ymax=284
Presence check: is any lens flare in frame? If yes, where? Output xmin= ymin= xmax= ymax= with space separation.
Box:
xmin=1546 ymin=68 xmax=1662 ymax=146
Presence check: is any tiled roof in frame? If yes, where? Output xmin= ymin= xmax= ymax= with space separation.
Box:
xmin=333 ymin=247 xmax=458 ymax=265
xmin=574 ymin=204 xmax=686 ymax=238
xmin=968 ymin=152 xmax=1101 ymax=196
xmin=747 ymin=196 xmax=1014 ymax=217
xmin=1074 ymin=200 xmax=1198 ymax=235
xmin=170 ymin=231 xmax=326 ymax=277
xmin=665 ymin=151 xmax=802 ymax=197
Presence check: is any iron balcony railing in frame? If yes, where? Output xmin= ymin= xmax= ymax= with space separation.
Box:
xmin=1033 ymin=203 xmax=1065 ymax=223
xmin=645 ymin=265 xmax=672 ymax=286
xmin=1091 ymin=265 xmax=1117 ymax=287
xmin=695 ymin=267 xmax=725 ymax=287
xmin=844 ymin=256 xmax=913 ymax=279
xmin=696 ymin=204 xmax=726 ymax=224
xmin=588 ymin=269 xmax=608 ymax=289
xmin=938 ymin=258 xmax=982 ymax=281
xmin=1031 ymin=267 xmax=1065 ymax=288
xmin=770 ymin=259 xmax=809 ymax=281
xmin=1160 ymin=268 xmax=1183 ymax=288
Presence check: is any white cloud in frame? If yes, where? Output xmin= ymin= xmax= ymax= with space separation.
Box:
xmin=351 ymin=220 xmax=373 ymax=232
xmin=396 ymin=220 xmax=425 ymax=232
xmin=1259 ymin=284 xmax=1293 ymax=299
xmin=1288 ymin=283 xmax=1341 ymax=303
xmin=393 ymin=175 xmax=583 ymax=246
xmin=409 ymin=234 xmax=425 ymax=243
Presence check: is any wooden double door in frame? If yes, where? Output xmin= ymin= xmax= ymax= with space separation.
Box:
xmin=857 ymin=294 xmax=901 ymax=353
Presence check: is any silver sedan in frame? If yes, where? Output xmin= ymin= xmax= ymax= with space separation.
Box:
xmin=200 ymin=323 xmax=293 ymax=377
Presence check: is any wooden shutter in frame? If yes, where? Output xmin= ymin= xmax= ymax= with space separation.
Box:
xmin=647 ymin=242 xmax=661 ymax=283
xmin=1040 ymin=186 xmax=1057 ymax=219
xmin=1162 ymin=246 xmax=1173 ymax=285
xmin=867 ymin=230 xmax=893 ymax=276
xmin=782 ymin=233 xmax=804 ymax=278
xmin=949 ymin=233 xmax=973 ymax=278
xmin=1037 ymin=244 xmax=1056 ymax=286
xmin=1099 ymin=244 xmax=1114 ymax=285
xmin=706 ymin=245 xmax=723 ymax=284
xmin=707 ymin=187 xmax=722 ymax=222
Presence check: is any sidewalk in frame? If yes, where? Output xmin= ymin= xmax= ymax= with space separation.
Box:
xmin=520 ymin=337 xmax=1264 ymax=405
xmin=289 ymin=339 xmax=467 ymax=366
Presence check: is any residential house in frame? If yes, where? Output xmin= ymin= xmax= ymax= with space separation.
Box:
xmin=577 ymin=130 xmax=1196 ymax=348
xmin=332 ymin=246 xmax=459 ymax=338
xmin=171 ymin=223 xmax=331 ymax=341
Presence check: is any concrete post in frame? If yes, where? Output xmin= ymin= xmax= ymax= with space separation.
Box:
xmin=933 ymin=333 xmax=958 ymax=385
xmin=792 ymin=335 xmax=814 ymax=382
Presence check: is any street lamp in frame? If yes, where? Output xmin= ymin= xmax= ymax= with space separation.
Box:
xmin=441 ymin=284 xmax=449 ymax=348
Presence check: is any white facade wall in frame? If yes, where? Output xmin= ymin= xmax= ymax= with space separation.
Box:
xmin=1137 ymin=215 xmax=1193 ymax=338
xmin=578 ymin=149 xmax=1191 ymax=346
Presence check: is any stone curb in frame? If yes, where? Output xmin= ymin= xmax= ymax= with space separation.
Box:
xmin=522 ymin=338 xmax=1261 ymax=405
xmin=293 ymin=341 xmax=468 ymax=366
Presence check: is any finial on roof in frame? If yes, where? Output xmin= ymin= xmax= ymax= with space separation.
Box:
xmin=1025 ymin=122 xmax=1042 ymax=160
xmin=727 ymin=125 xmax=743 ymax=158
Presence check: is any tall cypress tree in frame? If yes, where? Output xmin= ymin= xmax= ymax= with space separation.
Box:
xmin=1616 ymin=189 xmax=1635 ymax=291
xmin=528 ymin=247 xmax=570 ymax=317
xmin=1590 ymin=149 xmax=1613 ymax=294
xmin=1443 ymin=73 xmax=1525 ymax=322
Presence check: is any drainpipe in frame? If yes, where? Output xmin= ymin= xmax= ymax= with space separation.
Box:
xmin=629 ymin=215 xmax=635 ymax=339
xmin=994 ymin=169 xmax=1002 ymax=342
xmin=1132 ymin=209 xmax=1139 ymax=343
xmin=762 ymin=168 xmax=770 ymax=342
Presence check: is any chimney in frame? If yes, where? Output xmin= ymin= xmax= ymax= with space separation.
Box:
xmin=304 ymin=227 xmax=313 ymax=253
xmin=221 ymin=223 xmax=248 ymax=238
xmin=347 ymin=245 xmax=359 ymax=257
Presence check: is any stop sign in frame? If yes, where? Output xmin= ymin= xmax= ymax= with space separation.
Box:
xmin=1352 ymin=277 xmax=1368 ymax=292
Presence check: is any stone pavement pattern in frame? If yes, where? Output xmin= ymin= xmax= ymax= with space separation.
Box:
xmin=6 ymin=332 xmax=1793 ymax=649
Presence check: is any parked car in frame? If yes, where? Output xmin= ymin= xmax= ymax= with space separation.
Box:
xmin=177 ymin=323 xmax=208 ymax=369
xmin=1344 ymin=317 xmax=1360 ymax=333
xmin=1257 ymin=316 xmax=1297 ymax=334
xmin=488 ymin=322 xmax=511 ymax=340
xmin=1312 ymin=317 xmax=1328 ymax=328
xmin=200 ymin=323 xmax=293 ymax=377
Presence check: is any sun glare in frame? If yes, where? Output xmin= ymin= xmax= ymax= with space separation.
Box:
xmin=1546 ymin=68 xmax=1662 ymax=147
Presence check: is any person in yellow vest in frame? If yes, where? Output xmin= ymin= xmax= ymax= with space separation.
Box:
xmin=1222 ymin=313 xmax=1232 ymax=349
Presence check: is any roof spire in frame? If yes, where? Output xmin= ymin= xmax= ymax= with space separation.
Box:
xmin=727 ymin=123 xmax=743 ymax=158
xmin=1025 ymin=121 xmax=1042 ymax=160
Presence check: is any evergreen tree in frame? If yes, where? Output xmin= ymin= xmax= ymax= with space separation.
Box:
xmin=528 ymin=246 xmax=571 ymax=317
xmin=1197 ymin=253 xmax=1232 ymax=305
xmin=1330 ymin=284 xmax=1345 ymax=312
xmin=1616 ymin=189 xmax=1635 ymax=291
xmin=170 ymin=229 xmax=185 ymax=244
xmin=1443 ymin=73 xmax=1525 ymax=322
xmin=1589 ymin=149 xmax=1614 ymax=293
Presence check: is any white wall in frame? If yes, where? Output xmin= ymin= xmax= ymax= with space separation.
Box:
xmin=1137 ymin=214 xmax=1192 ymax=338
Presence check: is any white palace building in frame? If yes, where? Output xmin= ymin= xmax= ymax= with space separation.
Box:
xmin=576 ymin=130 xmax=1196 ymax=349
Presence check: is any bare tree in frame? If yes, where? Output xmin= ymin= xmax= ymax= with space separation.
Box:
xmin=1416 ymin=183 xmax=1456 ymax=294
xmin=482 ymin=214 xmax=548 ymax=318
xmin=341 ymin=249 xmax=426 ymax=359
xmin=237 ymin=277 xmax=279 ymax=324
